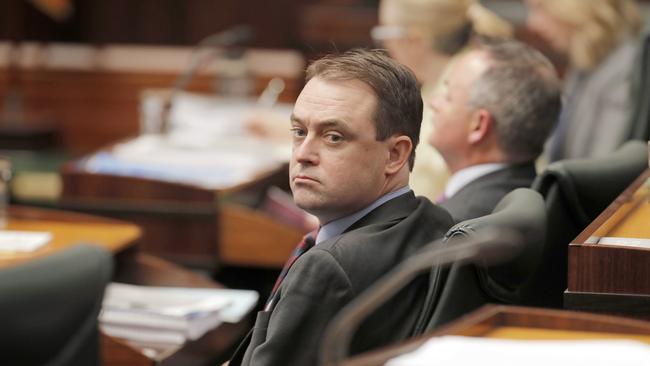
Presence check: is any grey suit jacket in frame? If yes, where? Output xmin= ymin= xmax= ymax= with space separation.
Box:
xmin=231 ymin=191 xmax=453 ymax=366
xmin=441 ymin=162 xmax=536 ymax=223
xmin=551 ymin=39 xmax=638 ymax=160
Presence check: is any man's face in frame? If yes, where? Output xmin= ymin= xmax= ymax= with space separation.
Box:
xmin=428 ymin=50 xmax=489 ymax=170
xmin=289 ymin=77 xmax=390 ymax=224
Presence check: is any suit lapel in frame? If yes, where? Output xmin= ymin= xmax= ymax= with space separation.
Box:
xmin=344 ymin=191 xmax=418 ymax=234
xmin=449 ymin=163 xmax=536 ymax=199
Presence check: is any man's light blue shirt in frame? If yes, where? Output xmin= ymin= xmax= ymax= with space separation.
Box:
xmin=315 ymin=186 xmax=411 ymax=245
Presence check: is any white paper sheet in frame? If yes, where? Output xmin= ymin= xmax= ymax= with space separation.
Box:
xmin=103 ymin=283 xmax=258 ymax=323
xmin=386 ymin=336 xmax=650 ymax=366
xmin=0 ymin=231 xmax=51 ymax=252
xmin=101 ymin=283 xmax=258 ymax=344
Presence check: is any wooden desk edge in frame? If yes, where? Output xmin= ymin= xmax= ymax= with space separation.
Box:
xmin=572 ymin=169 xmax=649 ymax=245
xmin=340 ymin=305 xmax=650 ymax=366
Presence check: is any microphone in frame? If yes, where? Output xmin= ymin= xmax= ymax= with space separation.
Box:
xmin=160 ymin=25 xmax=254 ymax=134
xmin=319 ymin=229 xmax=523 ymax=366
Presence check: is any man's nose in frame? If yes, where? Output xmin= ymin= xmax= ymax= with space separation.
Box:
xmin=293 ymin=135 xmax=319 ymax=165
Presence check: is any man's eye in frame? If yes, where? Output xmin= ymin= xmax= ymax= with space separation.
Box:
xmin=291 ymin=128 xmax=306 ymax=137
xmin=325 ymin=133 xmax=343 ymax=143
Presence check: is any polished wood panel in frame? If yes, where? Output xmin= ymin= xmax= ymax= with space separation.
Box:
xmin=566 ymin=169 xmax=650 ymax=317
xmin=568 ymin=245 xmax=650 ymax=294
xmin=297 ymin=3 xmax=376 ymax=57
xmin=60 ymin=154 xmax=301 ymax=270
xmin=219 ymin=204 xmax=303 ymax=267
xmin=0 ymin=68 xmax=206 ymax=153
xmin=341 ymin=305 xmax=650 ymax=366
xmin=59 ymin=161 xmax=221 ymax=268
xmin=564 ymin=291 xmax=650 ymax=320
xmin=0 ymin=0 xmax=303 ymax=48
xmin=0 ymin=66 xmax=301 ymax=154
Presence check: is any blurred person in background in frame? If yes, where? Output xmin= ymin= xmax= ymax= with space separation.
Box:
xmin=374 ymin=0 xmax=513 ymax=201
xmin=526 ymin=0 xmax=644 ymax=161
xmin=429 ymin=37 xmax=561 ymax=223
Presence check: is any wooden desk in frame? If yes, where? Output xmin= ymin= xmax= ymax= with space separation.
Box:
xmin=60 ymin=146 xmax=303 ymax=271
xmin=0 ymin=205 xmax=140 ymax=268
xmin=341 ymin=305 xmax=650 ymax=366
xmin=565 ymin=169 xmax=650 ymax=318
xmin=1 ymin=206 xmax=250 ymax=366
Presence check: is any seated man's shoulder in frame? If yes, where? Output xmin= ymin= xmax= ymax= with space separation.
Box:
xmin=311 ymin=196 xmax=452 ymax=291
xmin=323 ymin=196 xmax=450 ymax=254
xmin=442 ymin=165 xmax=536 ymax=223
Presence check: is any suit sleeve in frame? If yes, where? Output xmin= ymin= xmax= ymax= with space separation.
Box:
xmin=591 ymin=76 xmax=630 ymax=155
xmin=247 ymin=248 xmax=355 ymax=366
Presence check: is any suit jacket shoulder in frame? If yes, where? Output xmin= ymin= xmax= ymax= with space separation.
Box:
xmin=441 ymin=163 xmax=536 ymax=223
xmin=321 ymin=192 xmax=451 ymax=294
xmin=238 ymin=191 xmax=453 ymax=366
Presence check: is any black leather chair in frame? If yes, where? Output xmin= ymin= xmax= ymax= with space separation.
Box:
xmin=527 ymin=140 xmax=648 ymax=308
xmin=321 ymin=188 xmax=546 ymax=366
xmin=416 ymin=188 xmax=546 ymax=333
xmin=0 ymin=244 xmax=113 ymax=366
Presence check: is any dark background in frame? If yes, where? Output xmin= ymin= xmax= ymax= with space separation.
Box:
xmin=0 ymin=0 xmax=381 ymax=58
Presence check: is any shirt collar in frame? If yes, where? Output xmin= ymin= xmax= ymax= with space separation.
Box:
xmin=445 ymin=163 xmax=507 ymax=199
xmin=315 ymin=186 xmax=411 ymax=245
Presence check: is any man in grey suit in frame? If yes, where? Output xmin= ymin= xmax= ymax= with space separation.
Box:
xmin=229 ymin=49 xmax=453 ymax=366
xmin=429 ymin=37 xmax=561 ymax=223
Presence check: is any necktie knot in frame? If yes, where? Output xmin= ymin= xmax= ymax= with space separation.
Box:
xmin=297 ymin=231 xmax=316 ymax=252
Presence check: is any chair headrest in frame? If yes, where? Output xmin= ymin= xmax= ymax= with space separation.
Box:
xmin=533 ymin=140 xmax=648 ymax=225
xmin=444 ymin=188 xmax=546 ymax=303
xmin=0 ymin=244 xmax=113 ymax=365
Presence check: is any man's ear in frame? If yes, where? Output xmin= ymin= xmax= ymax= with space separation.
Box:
xmin=385 ymin=135 xmax=412 ymax=175
xmin=468 ymin=108 xmax=493 ymax=145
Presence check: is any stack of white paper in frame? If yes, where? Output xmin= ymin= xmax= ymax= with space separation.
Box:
xmin=0 ymin=231 xmax=51 ymax=252
xmin=100 ymin=283 xmax=258 ymax=345
xmin=385 ymin=336 xmax=650 ymax=366
xmin=84 ymin=133 xmax=289 ymax=190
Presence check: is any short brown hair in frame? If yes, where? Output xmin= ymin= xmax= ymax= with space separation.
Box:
xmin=306 ymin=49 xmax=423 ymax=170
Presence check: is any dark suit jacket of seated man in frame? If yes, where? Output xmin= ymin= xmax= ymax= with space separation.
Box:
xmin=229 ymin=49 xmax=453 ymax=366
xmin=427 ymin=37 xmax=562 ymax=223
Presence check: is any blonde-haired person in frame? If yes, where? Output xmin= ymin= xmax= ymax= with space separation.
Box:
xmin=374 ymin=0 xmax=513 ymax=201
xmin=526 ymin=0 xmax=644 ymax=161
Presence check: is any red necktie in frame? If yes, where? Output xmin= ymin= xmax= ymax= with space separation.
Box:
xmin=265 ymin=230 xmax=317 ymax=311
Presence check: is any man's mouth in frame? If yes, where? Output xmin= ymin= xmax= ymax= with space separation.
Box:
xmin=293 ymin=174 xmax=319 ymax=184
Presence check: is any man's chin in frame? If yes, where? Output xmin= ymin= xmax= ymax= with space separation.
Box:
xmin=294 ymin=201 xmax=319 ymax=214
xmin=294 ymin=199 xmax=325 ymax=217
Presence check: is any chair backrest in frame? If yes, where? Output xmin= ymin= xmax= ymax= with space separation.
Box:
xmin=0 ymin=244 xmax=113 ymax=366
xmin=626 ymin=27 xmax=650 ymax=142
xmin=527 ymin=140 xmax=648 ymax=308
xmin=416 ymin=188 xmax=546 ymax=333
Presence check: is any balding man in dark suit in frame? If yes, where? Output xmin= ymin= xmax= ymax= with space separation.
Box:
xmin=428 ymin=37 xmax=561 ymax=222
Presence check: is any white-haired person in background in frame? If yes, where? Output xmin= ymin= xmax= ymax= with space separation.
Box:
xmin=526 ymin=0 xmax=644 ymax=161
